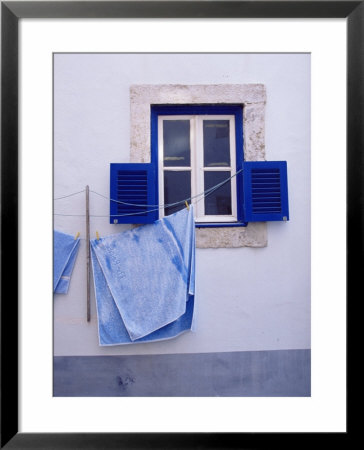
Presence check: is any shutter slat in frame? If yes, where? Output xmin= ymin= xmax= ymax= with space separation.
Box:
xmin=243 ymin=161 xmax=289 ymax=221
xmin=110 ymin=163 xmax=158 ymax=224
xmin=117 ymin=188 xmax=148 ymax=192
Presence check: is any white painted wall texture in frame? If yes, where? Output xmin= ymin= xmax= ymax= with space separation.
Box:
xmin=53 ymin=53 xmax=310 ymax=356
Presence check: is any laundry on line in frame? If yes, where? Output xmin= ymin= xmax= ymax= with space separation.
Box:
xmin=53 ymin=230 xmax=81 ymax=294
xmin=90 ymin=206 xmax=196 ymax=345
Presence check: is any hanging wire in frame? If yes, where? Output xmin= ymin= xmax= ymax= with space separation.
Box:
xmin=89 ymin=167 xmax=242 ymax=209
xmin=54 ymin=189 xmax=86 ymax=200
xmin=53 ymin=168 xmax=243 ymax=218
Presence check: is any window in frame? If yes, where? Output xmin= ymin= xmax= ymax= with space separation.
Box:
xmin=110 ymin=84 xmax=288 ymax=248
xmin=151 ymin=105 xmax=245 ymax=227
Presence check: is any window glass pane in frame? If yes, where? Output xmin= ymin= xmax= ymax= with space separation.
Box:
xmin=164 ymin=171 xmax=191 ymax=216
xmin=163 ymin=120 xmax=191 ymax=167
xmin=204 ymin=171 xmax=232 ymax=215
xmin=203 ymin=120 xmax=230 ymax=167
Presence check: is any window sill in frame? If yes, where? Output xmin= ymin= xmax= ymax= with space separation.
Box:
xmin=195 ymin=221 xmax=248 ymax=228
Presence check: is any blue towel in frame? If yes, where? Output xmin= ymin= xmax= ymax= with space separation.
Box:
xmin=54 ymin=230 xmax=81 ymax=294
xmin=90 ymin=206 xmax=196 ymax=345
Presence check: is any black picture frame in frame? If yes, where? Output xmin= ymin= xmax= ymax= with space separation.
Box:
xmin=1 ymin=1 xmax=357 ymax=448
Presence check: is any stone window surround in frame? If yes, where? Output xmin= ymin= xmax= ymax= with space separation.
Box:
xmin=130 ymin=84 xmax=267 ymax=249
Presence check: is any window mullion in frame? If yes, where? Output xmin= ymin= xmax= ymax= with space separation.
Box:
xmin=189 ymin=117 xmax=196 ymax=210
xmin=195 ymin=116 xmax=204 ymax=218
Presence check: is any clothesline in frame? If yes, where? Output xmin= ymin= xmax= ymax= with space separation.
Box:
xmin=54 ymin=168 xmax=243 ymax=217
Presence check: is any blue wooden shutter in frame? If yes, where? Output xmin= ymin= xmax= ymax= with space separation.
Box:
xmin=243 ymin=161 xmax=289 ymax=222
xmin=110 ymin=163 xmax=158 ymax=224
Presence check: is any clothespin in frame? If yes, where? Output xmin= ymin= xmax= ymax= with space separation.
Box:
xmin=185 ymin=200 xmax=190 ymax=211
xmin=74 ymin=231 xmax=80 ymax=240
xmin=96 ymin=231 xmax=100 ymax=241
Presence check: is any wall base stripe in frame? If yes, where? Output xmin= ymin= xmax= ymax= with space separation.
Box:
xmin=54 ymin=349 xmax=310 ymax=397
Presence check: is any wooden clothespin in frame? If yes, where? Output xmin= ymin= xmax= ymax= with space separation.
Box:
xmin=96 ymin=231 xmax=100 ymax=241
xmin=185 ymin=200 xmax=190 ymax=211
xmin=74 ymin=231 xmax=80 ymax=240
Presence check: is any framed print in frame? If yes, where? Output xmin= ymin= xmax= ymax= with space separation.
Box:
xmin=1 ymin=1 xmax=357 ymax=448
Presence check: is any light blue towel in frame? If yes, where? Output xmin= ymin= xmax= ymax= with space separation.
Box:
xmin=54 ymin=230 xmax=81 ymax=294
xmin=90 ymin=206 xmax=196 ymax=345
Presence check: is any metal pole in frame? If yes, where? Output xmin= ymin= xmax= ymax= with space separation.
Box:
xmin=86 ymin=185 xmax=91 ymax=322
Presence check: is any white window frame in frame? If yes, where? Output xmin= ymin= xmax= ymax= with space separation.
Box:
xmin=158 ymin=114 xmax=237 ymax=223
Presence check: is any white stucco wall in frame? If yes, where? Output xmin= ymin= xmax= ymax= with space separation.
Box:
xmin=53 ymin=53 xmax=310 ymax=356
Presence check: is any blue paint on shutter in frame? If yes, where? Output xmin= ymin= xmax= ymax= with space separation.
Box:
xmin=110 ymin=163 xmax=158 ymax=224
xmin=243 ymin=161 xmax=289 ymax=222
